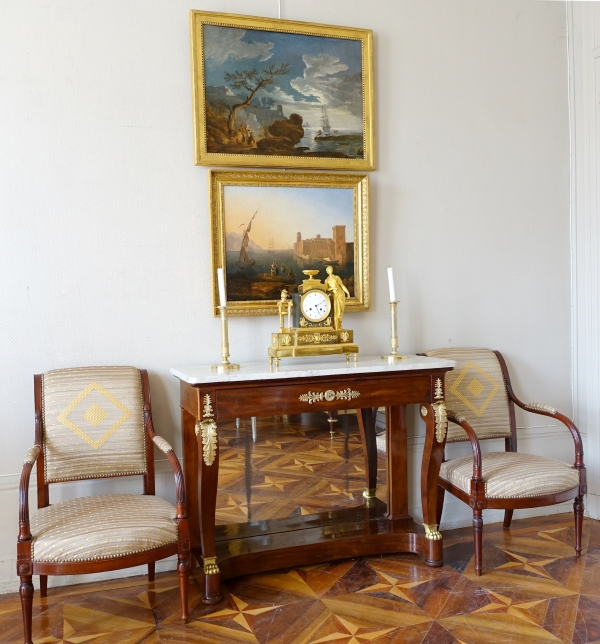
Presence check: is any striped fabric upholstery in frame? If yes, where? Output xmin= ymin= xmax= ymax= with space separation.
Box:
xmin=440 ymin=452 xmax=580 ymax=499
xmin=424 ymin=348 xmax=512 ymax=443
xmin=42 ymin=367 xmax=146 ymax=482
xmin=30 ymin=494 xmax=178 ymax=562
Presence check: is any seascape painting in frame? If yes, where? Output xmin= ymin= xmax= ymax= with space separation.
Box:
xmin=224 ymin=185 xmax=355 ymax=303
xmin=209 ymin=171 xmax=370 ymax=316
xmin=191 ymin=12 xmax=374 ymax=170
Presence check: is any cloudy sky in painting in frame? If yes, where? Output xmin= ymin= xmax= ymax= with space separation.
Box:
xmin=203 ymin=25 xmax=364 ymax=130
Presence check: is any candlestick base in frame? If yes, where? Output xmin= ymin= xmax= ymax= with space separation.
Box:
xmin=211 ymin=362 xmax=240 ymax=374
xmin=381 ymin=353 xmax=408 ymax=364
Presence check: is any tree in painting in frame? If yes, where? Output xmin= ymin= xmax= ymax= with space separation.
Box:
xmin=223 ymin=63 xmax=289 ymax=135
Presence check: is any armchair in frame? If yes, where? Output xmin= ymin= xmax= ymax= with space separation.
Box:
xmin=423 ymin=348 xmax=586 ymax=576
xmin=17 ymin=367 xmax=190 ymax=644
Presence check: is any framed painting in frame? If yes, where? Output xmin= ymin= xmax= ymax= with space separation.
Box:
xmin=190 ymin=10 xmax=374 ymax=171
xmin=209 ymin=170 xmax=370 ymax=316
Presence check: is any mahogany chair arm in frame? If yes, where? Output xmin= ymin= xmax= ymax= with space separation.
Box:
xmin=18 ymin=446 xmax=41 ymax=542
xmin=140 ymin=370 xmax=187 ymax=518
xmin=493 ymin=350 xmax=584 ymax=469
xmin=446 ymin=410 xmax=483 ymax=482
xmin=151 ymin=435 xmax=187 ymax=520
xmin=509 ymin=394 xmax=584 ymax=469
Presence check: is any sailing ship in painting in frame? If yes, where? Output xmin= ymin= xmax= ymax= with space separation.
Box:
xmin=228 ymin=211 xmax=297 ymax=300
xmin=235 ymin=211 xmax=257 ymax=269
xmin=315 ymin=105 xmax=334 ymax=139
xmin=315 ymin=105 xmax=362 ymax=146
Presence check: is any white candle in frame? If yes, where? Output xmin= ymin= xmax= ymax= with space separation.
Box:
xmin=217 ymin=267 xmax=227 ymax=308
xmin=387 ymin=266 xmax=396 ymax=302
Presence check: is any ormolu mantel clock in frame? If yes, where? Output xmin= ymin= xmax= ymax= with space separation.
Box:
xmin=268 ymin=269 xmax=358 ymax=365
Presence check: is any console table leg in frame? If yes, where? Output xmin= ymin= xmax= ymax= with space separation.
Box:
xmin=357 ymin=408 xmax=378 ymax=499
xmin=420 ymin=401 xmax=447 ymax=566
xmin=386 ymin=405 xmax=409 ymax=518
xmin=182 ymin=410 xmax=200 ymax=548
xmin=197 ymin=423 xmax=222 ymax=604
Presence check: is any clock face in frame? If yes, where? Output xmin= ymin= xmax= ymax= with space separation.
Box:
xmin=301 ymin=290 xmax=331 ymax=323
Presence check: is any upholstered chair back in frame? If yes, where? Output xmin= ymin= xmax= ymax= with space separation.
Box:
xmin=41 ymin=367 xmax=147 ymax=483
xmin=424 ymin=348 xmax=513 ymax=443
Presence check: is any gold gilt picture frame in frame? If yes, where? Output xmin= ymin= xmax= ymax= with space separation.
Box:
xmin=209 ymin=170 xmax=370 ymax=316
xmin=190 ymin=10 xmax=375 ymax=171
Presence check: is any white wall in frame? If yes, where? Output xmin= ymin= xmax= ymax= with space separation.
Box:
xmin=0 ymin=0 xmax=574 ymax=591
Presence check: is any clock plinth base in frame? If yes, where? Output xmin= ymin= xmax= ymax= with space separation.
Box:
xmin=268 ymin=327 xmax=358 ymax=363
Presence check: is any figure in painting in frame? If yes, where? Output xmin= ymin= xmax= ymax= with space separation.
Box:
xmin=270 ymin=261 xmax=278 ymax=277
xmin=325 ymin=265 xmax=350 ymax=330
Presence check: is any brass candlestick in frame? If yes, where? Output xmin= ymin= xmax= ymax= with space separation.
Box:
xmin=212 ymin=305 xmax=240 ymax=374
xmin=381 ymin=301 xmax=407 ymax=363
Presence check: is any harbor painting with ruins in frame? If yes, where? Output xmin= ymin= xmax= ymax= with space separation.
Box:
xmin=222 ymin=185 xmax=355 ymax=303
xmin=191 ymin=12 xmax=374 ymax=170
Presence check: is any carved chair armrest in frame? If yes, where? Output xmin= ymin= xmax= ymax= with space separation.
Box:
xmin=151 ymin=435 xmax=187 ymax=520
xmin=446 ymin=409 xmax=483 ymax=482
xmin=18 ymin=446 xmax=41 ymax=542
xmin=506 ymin=391 xmax=584 ymax=469
xmin=140 ymin=370 xmax=187 ymax=519
xmin=493 ymin=350 xmax=584 ymax=469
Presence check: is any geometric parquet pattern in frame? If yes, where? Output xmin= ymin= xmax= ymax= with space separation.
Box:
xmin=2 ymin=413 xmax=599 ymax=643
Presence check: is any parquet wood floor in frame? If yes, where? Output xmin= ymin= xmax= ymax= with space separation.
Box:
xmin=2 ymin=413 xmax=598 ymax=643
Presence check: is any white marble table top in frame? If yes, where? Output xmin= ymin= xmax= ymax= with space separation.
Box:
xmin=171 ymin=355 xmax=455 ymax=385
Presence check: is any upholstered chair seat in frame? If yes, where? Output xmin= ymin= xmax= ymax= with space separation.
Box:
xmin=30 ymin=494 xmax=179 ymax=563
xmin=423 ymin=348 xmax=586 ymax=576
xmin=439 ymin=452 xmax=580 ymax=499
xmin=17 ymin=367 xmax=190 ymax=644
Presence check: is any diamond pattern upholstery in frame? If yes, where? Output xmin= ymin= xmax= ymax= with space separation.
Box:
xmin=424 ymin=348 xmax=512 ymax=442
xmin=42 ymin=367 xmax=146 ymax=482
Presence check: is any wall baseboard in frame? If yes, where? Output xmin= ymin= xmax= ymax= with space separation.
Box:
xmin=586 ymin=492 xmax=600 ymax=520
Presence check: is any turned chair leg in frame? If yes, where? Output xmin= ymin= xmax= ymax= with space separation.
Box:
xmin=148 ymin=562 xmax=155 ymax=582
xmin=574 ymin=495 xmax=584 ymax=558
xmin=473 ymin=509 xmax=483 ymax=576
xmin=39 ymin=574 xmax=48 ymax=598
xmin=20 ymin=575 xmax=34 ymax=644
xmin=178 ymin=554 xmax=190 ymax=623
xmin=503 ymin=509 xmax=513 ymax=529
xmin=436 ymin=486 xmax=445 ymax=526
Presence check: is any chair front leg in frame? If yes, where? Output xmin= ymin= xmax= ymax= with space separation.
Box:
xmin=574 ymin=495 xmax=584 ymax=558
xmin=472 ymin=506 xmax=483 ymax=576
xmin=178 ymin=535 xmax=191 ymax=623
xmin=19 ymin=574 xmax=34 ymax=644
xmin=503 ymin=509 xmax=513 ymax=529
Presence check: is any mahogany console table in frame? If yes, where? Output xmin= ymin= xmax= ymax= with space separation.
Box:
xmin=171 ymin=355 xmax=454 ymax=603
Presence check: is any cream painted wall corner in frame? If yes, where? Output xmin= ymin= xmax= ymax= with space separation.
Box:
xmin=569 ymin=2 xmax=600 ymax=520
